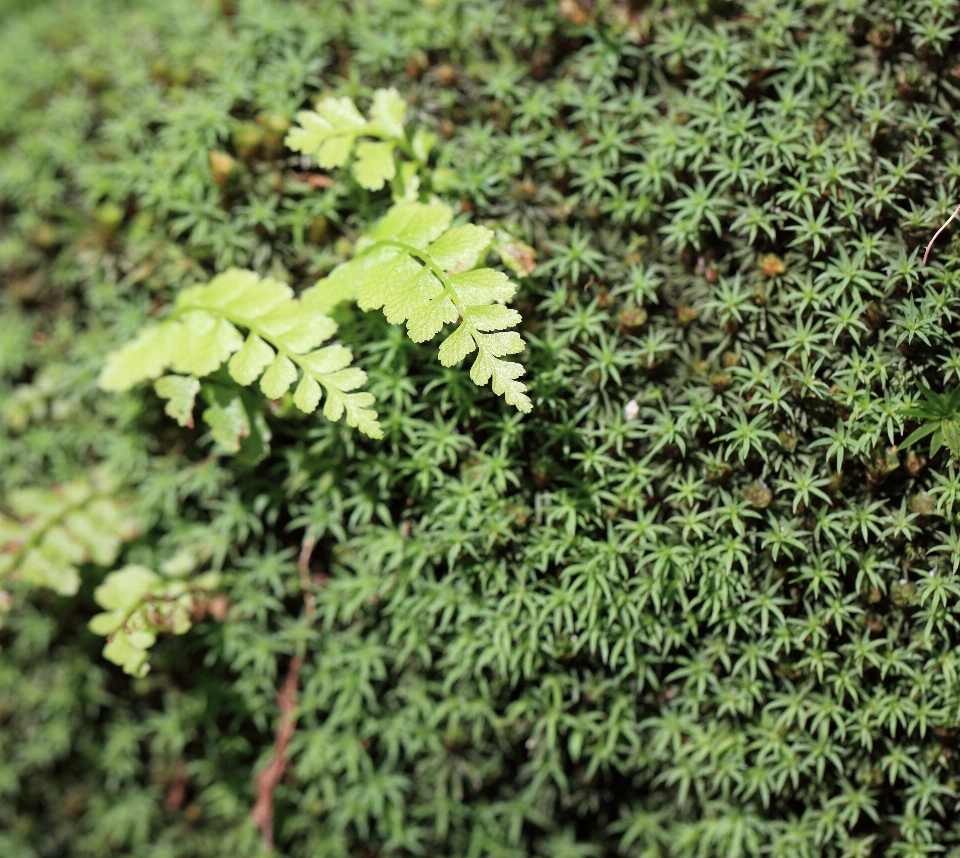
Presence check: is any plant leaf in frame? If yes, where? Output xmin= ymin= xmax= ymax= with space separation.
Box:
xmin=260 ymin=354 xmax=299 ymax=399
xmin=203 ymin=396 xmax=250 ymax=452
xmin=450 ymin=269 xmax=517 ymax=304
xmin=228 ymin=334 xmax=276 ymax=386
xmin=901 ymin=422 xmax=939 ymax=450
xmin=369 ymin=87 xmax=406 ymax=138
xmin=293 ymin=375 xmax=322 ymax=413
xmin=366 ymin=201 xmax=453 ymax=249
xmin=353 ymin=140 xmax=397 ymax=190
xmin=93 ymin=565 xmax=159 ymax=611
xmin=168 ymin=312 xmax=243 ymax=377
xmin=407 ymin=295 xmax=459 ymax=342
xmin=99 ymin=323 xmax=177 ymax=391
xmin=426 ymin=225 xmax=493 ymax=273
xmin=942 ymin=418 xmax=960 ymax=457
xmin=438 ymin=323 xmax=477 ymax=366
xmin=154 ymin=375 xmax=200 ymax=427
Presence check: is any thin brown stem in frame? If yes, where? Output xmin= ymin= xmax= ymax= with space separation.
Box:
xmin=298 ymin=534 xmax=317 ymax=618
xmin=251 ymin=655 xmax=301 ymax=852
xmin=923 ymin=201 xmax=960 ymax=265
xmin=250 ymin=533 xmax=318 ymax=852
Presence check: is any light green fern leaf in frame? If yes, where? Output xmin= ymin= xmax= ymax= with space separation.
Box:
xmin=354 ymin=140 xmax=396 ymax=190
xmin=306 ymin=201 xmax=532 ymax=413
xmin=169 ymin=312 xmax=244 ymax=376
xmin=88 ymin=564 xmax=220 ymax=677
xmin=0 ymin=473 xmax=138 ymax=597
xmin=99 ymin=324 xmax=178 ymax=391
xmin=363 ymin=200 xmax=453 ymax=248
xmin=286 ymin=88 xmax=407 ymax=191
xmin=100 ymin=268 xmax=382 ymax=439
xmin=285 ymin=96 xmax=366 ymax=169
xmin=154 ymin=375 xmax=200 ymax=427
xmin=202 ymin=396 xmax=251 ymax=452
xmin=228 ymin=335 xmax=274 ymax=385
xmin=369 ymin=88 xmax=407 ymax=138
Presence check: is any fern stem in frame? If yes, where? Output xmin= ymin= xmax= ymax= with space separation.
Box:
xmin=351 ymin=128 xmax=414 ymax=159
xmin=378 ymin=239 xmax=467 ymax=317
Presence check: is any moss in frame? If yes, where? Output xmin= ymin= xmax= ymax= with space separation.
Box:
xmin=5 ymin=0 xmax=960 ymax=855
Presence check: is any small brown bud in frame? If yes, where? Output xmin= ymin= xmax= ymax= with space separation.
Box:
xmin=905 ymin=450 xmax=926 ymax=475
xmin=743 ymin=480 xmax=772 ymax=509
xmin=709 ymin=372 xmax=732 ymax=391
xmin=208 ymin=594 xmax=229 ymax=621
xmin=909 ymin=492 xmax=935 ymax=516
xmin=676 ymin=305 xmax=697 ymax=327
xmin=209 ymin=150 xmax=238 ymax=186
xmin=435 ymin=63 xmax=456 ymax=87
xmin=778 ymin=431 xmax=798 ymax=452
xmin=758 ymin=253 xmax=786 ymax=277
xmin=618 ymin=305 xmax=647 ymax=332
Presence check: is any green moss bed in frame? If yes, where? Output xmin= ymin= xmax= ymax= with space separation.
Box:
xmin=4 ymin=0 xmax=960 ymax=855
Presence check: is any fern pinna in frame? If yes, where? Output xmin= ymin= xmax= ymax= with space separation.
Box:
xmin=306 ymin=200 xmax=531 ymax=413
xmin=99 ymin=201 xmax=530 ymax=444
xmin=99 ymin=269 xmax=382 ymax=442
xmin=285 ymin=86 xmax=437 ymax=197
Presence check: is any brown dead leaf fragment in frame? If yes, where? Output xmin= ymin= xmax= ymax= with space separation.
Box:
xmin=494 ymin=231 xmax=537 ymax=277
xmin=294 ymin=172 xmax=335 ymax=190
xmin=559 ymin=0 xmax=592 ymax=26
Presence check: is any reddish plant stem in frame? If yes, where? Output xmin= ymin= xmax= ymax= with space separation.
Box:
xmin=251 ymin=534 xmax=317 ymax=852
xmin=298 ymin=535 xmax=317 ymax=618
xmin=924 ymin=201 xmax=960 ymax=265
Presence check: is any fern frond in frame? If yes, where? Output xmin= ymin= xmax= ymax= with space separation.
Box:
xmin=286 ymin=88 xmax=410 ymax=191
xmin=0 ymin=473 xmax=138 ymax=596
xmin=99 ymin=268 xmax=382 ymax=439
xmin=304 ymin=201 xmax=532 ymax=413
xmin=88 ymin=564 xmax=220 ymax=677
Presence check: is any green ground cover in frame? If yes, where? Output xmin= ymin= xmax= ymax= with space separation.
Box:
xmin=4 ymin=0 xmax=960 ymax=854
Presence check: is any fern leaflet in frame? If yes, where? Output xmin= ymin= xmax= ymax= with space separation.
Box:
xmin=286 ymin=87 xmax=434 ymax=195
xmin=0 ymin=473 xmax=137 ymax=596
xmin=304 ymin=201 xmax=531 ymax=412
xmin=88 ymin=564 xmax=220 ymax=677
xmin=99 ymin=268 xmax=382 ymax=439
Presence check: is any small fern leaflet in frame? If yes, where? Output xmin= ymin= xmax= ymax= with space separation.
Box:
xmin=99 ymin=268 xmax=381 ymax=439
xmin=304 ymin=201 xmax=531 ymax=412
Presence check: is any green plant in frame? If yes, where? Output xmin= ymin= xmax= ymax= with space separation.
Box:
xmin=98 ymin=92 xmax=530 ymax=449
xmin=11 ymin=0 xmax=960 ymax=856
xmin=286 ymin=87 xmax=436 ymax=197
xmin=99 ymin=267 xmax=382 ymax=443
xmin=0 ymin=474 xmax=137 ymax=596
xmin=307 ymin=200 xmax=531 ymax=412
xmin=88 ymin=564 xmax=221 ymax=677
xmin=900 ymin=382 xmax=960 ymax=457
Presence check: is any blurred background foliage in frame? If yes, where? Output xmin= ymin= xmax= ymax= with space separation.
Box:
xmin=6 ymin=0 xmax=960 ymax=855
